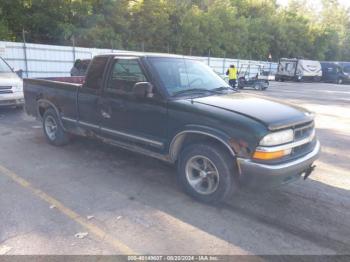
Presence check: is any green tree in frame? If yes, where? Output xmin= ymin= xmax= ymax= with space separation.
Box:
xmin=129 ymin=0 xmax=170 ymax=52
xmin=1 ymin=0 xmax=350 ymax=61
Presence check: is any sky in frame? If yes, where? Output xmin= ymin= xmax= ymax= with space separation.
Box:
xmin=277 ymin=0 xmax=350 ymax=8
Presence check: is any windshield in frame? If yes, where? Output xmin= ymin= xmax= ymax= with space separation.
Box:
xmin=0 ymin=58 xmax=13 ymax=73
xmin=148 ymin=57 xmax=230 ymax=96
xmin=343 ymin=66 xmax=350 ymax=73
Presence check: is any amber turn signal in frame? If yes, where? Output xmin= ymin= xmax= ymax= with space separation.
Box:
xmin=253 ymin=149 xmax=290 ymax=160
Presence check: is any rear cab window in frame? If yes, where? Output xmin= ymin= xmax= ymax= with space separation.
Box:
xmin=84 ymin=56 xmax=109 ymax=90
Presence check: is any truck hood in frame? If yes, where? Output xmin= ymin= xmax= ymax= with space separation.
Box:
xmin=190 ymin=93 xmax=313 ymax=130
xmin=0 ymin=72 xmax=20 ymax=79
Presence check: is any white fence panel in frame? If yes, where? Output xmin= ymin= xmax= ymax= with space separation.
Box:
xmin=0 ymin=40 xmax=277 ymax=78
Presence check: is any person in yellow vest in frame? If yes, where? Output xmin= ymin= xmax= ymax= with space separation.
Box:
xmin=226 ymin=64 xmax=237 ymax=88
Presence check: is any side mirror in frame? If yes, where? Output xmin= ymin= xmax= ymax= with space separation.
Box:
xmin=15 ymin=69 xmax=23 ymax=78
xmin=133 ymin=82 xmax=154 ymax=98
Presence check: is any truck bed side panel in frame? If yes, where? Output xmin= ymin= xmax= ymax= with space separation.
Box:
xmin=24 ymin=79 xmax=80 ymax=122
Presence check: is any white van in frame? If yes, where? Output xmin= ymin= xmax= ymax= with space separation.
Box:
xmin=275 ymin=58 xmax=322 ymax=82
xmin=0 ymin=57 xmax=24 ymax=107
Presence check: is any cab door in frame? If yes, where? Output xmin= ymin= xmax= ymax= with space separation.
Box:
xmin=99 ymin=57 xmax=167 ymax=152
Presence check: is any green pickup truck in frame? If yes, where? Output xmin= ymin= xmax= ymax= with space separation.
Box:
xmin=24 ymin=53 xmax=320 ymax=204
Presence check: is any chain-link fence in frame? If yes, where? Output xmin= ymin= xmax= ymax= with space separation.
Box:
xmin=0 ymin=40 xmax=278 ymax=79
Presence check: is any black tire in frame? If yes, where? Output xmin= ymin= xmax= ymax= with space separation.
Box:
xmin=42 ymin=108 xmax=70 ymax=146
xmin=253 ymin=83 xmax=262 ymax=90
xmin=177 ymin=142 xmax=237 ymax=204
xmin=313 ymin=76 xmax=320 ymax=82
xmin=337 ymin=78 xmax=343 ymax=85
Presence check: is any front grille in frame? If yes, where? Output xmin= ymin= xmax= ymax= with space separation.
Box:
xmin=0 ymin=86 xmax=12 ymax=90
xmin=0 ymin=86 xmax=13 ymax=94
xmin=294 ymin=122 xmax=314 ymax=140
xmin=293 ymin=140 xmax=314 ymax=155
xmin=291 ymin=121 xmax=315 ymax=158
xmin=0 ymin=90 xmax=13 ymax=94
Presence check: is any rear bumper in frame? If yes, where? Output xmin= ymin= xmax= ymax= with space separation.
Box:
xmin=237 ymin=140 xmax=321 ymax=188
xmin=297 ymin=75 xmax=322 ymax=81
xmin=0 ymin=92 xmax=24 ymax=106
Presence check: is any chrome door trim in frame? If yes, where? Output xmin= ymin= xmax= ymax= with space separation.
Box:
xmin=61 ymin=116 xmax=164 ymax=148
xmin=61 ymin=116 xmax=99 ymax=129
xmin=61 ymin=116 xmax=77 ymax=123
xmin=101 ymin=127 xmax=164 ymax=148
xmin=79 ymin=120 xmax=99 ymax=130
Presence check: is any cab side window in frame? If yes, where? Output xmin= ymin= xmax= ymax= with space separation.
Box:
xmin=84 ymin=56 xmax=109 ymax=90
xmin=107 ymin=59 xmax=147 ymax=93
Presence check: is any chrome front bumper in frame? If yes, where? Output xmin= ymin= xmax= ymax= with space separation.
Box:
xmin=237 ymin=140 xmax=321 ymax=187
xmin=0 ymin=92 xmax=24 ymax=106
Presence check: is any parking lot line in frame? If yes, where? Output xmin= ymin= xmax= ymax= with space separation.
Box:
xmin=0 ymin=163 xmax=137 ymax=255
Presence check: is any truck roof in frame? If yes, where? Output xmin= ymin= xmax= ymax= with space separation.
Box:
xmin=94 ymin=51 xmax=186 ymax=59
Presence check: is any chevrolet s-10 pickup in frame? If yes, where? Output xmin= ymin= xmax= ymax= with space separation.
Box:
xmin=24 ymin=53 xmax=320 ymax=203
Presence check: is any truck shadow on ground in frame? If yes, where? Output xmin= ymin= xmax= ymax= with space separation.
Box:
xmin=0 ymin=106 xmax=23 ymax=116
xmin=70 ymin=134 xmax=350 ymax=254
xmin=3 ymin=103 xmax=350 ymax=254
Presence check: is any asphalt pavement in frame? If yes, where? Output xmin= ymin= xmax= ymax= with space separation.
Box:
xmin=0 ymin=82 xmax=349 ymax=255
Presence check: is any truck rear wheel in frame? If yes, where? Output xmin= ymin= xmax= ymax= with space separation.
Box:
xmin=177 ymin=142 xmax=237 ymax=204
xmin=43 ymin=108 xmax=70 ymax=146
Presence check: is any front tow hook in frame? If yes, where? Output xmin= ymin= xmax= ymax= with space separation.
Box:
xmin=304 ymin=165 xmax=316 ymax=180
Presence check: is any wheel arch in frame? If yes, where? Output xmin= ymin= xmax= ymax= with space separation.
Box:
xmin=169 ymin=129 xmax=236 ymax=163
xmin=37 ymin=99 xmax=66 ymax=130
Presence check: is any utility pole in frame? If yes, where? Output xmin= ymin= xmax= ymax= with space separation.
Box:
xmin=223 ymin=51 xmax=226 ymax=74
xmin=22 ymin=29 xmax=29 ymax=78
xmin=72 ymin=35 xmax=76 ymax=63
xmin=208 ymin=49 xmax=211 ymax=66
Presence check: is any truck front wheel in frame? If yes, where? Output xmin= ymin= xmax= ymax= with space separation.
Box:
xmin=43 ymin=108 xmax=70 ymax=146
xmin=177 ymin=142 xmax=237 ymax=204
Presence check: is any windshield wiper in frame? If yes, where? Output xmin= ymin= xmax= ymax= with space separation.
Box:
xmin=172 ymin=88 xmax=221 ymax=97
xmin=213 ymin=86 xmax=238 ymax=92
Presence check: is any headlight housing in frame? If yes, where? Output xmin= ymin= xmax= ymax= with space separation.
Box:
xmin=253 ymin=129 xmax=294 ymax=160
xmin=260 ymin=129 xmax=294 ymax=146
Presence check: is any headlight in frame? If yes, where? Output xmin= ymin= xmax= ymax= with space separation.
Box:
xmin=260 ymin=129 xmax=294 ymax=146
xmin=253 ymin=130 xmax=294 ymax=160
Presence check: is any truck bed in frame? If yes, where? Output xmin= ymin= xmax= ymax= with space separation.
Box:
xmin=41 ymin=76 xmax=85 ymax=84
xmin=24 ymin=78 xmax=80 ymax=119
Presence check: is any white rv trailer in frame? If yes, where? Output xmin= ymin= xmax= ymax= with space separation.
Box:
xmin=275 ymin=58 xmax=322 ymax=82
